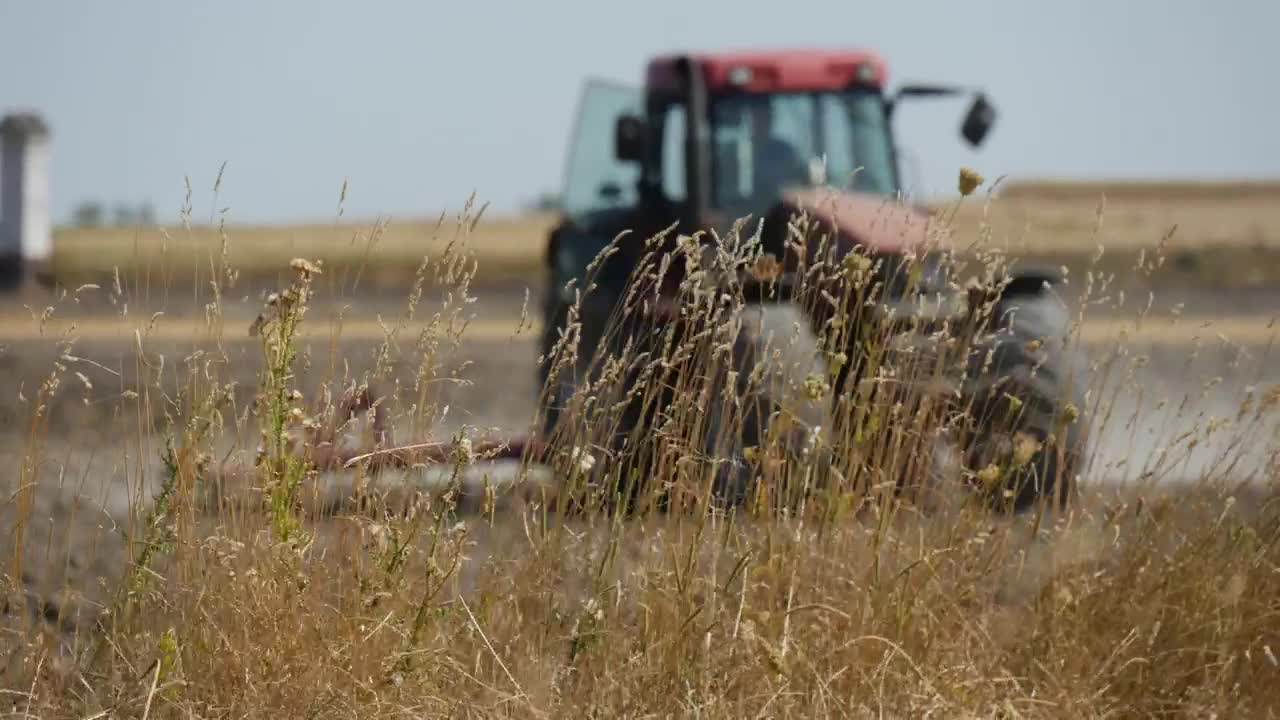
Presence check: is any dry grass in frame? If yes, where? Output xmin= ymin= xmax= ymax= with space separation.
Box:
xmin=3 ymin=178 xmax=1280 ymax=717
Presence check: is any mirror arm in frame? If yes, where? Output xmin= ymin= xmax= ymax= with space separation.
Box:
xmin=887 ymin=83 xmax=975 ymax=117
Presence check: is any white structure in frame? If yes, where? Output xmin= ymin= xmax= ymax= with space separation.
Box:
xmin=0 ymin=112 xmax=51 ymax=290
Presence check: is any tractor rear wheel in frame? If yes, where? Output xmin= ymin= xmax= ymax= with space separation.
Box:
xmin=955 ymin=283 xmax=1089 ymax=513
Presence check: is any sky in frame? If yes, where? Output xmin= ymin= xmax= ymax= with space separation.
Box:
xmin=2 ymin=0 xmax=1277 ymax=226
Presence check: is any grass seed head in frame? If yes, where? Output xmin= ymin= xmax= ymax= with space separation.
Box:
xmin=289 ymin=257 xmax=322 ymax=277
xmin=803 ymin=373 xmax=831 ymax=401
xmin=959 ymin=167 xmax=985 ymax=196
xmin=1012 ymin=431 xmax=1043 ymax=467
xmin=751 ymin=253 xmax=782 ymax=283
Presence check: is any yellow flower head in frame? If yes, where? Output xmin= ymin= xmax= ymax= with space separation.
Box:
xmin=958 ymin=167 xmax=985 ymax=197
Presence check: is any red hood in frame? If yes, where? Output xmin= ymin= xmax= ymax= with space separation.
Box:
xmin=773 ymin=188 xmax=932 ymax=257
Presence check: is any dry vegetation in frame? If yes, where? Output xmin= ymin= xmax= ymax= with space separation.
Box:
xmin=50 ymin=207 xmax=560 ymax=291
xmin=3 ymin=178 xmax=1280 ymax=718
xmin=946 ymin=180 xmax=1280 ymax=292
xmin=48 ymin=180 xmax=1280 ymax=293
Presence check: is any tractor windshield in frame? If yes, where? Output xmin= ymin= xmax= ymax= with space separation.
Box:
xmin=708 ymin=90 xmax=896 ymax=217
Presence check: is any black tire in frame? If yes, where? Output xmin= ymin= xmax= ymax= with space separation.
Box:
xmin=957 ymin=284 xmax=1089 ymax=514
xmin=536 ymin=292 xmax=573 ymax=439
xmin=590 ymin=307 xmax=777 ymax=514
xmin=706 ymin=315 xmax=775 ymax=510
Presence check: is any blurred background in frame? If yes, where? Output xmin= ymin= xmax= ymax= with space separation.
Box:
xmin=3 ymin=0 xmax=1276 ymax=225
xmin=0 ymin=0 xmax=1277 ymax=477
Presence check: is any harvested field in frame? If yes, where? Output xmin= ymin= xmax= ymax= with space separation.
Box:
xmin=48 ymin=180 xmax=1280 ymax=292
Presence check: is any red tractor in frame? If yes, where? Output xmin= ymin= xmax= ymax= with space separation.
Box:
xmin=538 ymin=49 xmax=1088 ymax=514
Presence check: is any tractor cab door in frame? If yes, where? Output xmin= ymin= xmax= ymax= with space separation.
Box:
xmin=540 ymin=80 xmax=644 ymax=434
xmin=551 ymin=79 xmax=643 ymax=298
xmin=561 ymin=79 xmax=643 ymax=223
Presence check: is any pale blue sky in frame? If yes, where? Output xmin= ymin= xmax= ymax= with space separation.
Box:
xmin=2 ymin=0 xmax=1276 ymax=225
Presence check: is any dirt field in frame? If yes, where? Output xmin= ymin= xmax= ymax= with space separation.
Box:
xmin=4 ymin=287 xmax=1276 ymax=617
xmin=13 ymin=178 xmax=1280 ymax=489
xmin=3 ymin=302 xmax=1277 ymax=677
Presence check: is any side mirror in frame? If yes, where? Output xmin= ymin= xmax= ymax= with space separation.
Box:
xmin=961 ymin=93 xmax=996 ymax=147
xmin=615 ymin=113 xmax=647 ymax=162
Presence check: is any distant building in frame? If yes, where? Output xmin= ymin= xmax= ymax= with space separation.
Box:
xmin=0 ymin=112 xmax=52 ymax=292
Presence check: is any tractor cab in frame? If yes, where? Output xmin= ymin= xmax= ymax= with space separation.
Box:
xmin=546 ymin=49 xmax=996 ymax=302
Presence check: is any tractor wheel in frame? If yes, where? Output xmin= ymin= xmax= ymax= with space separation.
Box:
xmin=956 ymin=284 xmax=1090 ymax=514
xmin=704 ymin=314 xmax=775 ymax=510
xmin=536 ymin=294 xmax=573 ymax=439
xmin=537 ymin=283 xmax=622 ymax=441
xmin=593 ymin=307 xmax=778 ymax=515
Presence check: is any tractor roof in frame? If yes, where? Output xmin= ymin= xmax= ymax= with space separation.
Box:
xmin=646 ymin=48 xmax=888 ymax=95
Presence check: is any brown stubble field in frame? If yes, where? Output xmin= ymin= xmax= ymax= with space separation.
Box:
xmin=46 ymin=180 xmax=1280 ymax=294
xmin=3 ymin=180 xmax=1280 ymax=716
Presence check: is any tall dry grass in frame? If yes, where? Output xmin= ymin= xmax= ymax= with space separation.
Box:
xmin=2 ymin=177 xmax=1279 ymax=718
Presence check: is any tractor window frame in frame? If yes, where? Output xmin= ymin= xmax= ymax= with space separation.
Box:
xmin=640 ymin=93 xmax=690 ymax=210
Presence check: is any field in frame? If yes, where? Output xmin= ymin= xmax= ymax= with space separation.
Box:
xmin=47 ymin=180 xmax=1280 ymax=293
xmin=3 ymin=180 xmax=1280 ymax=716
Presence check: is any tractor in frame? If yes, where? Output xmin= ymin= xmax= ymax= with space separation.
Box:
xmin=537 ymin=49 xmax=1089 ymax=514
